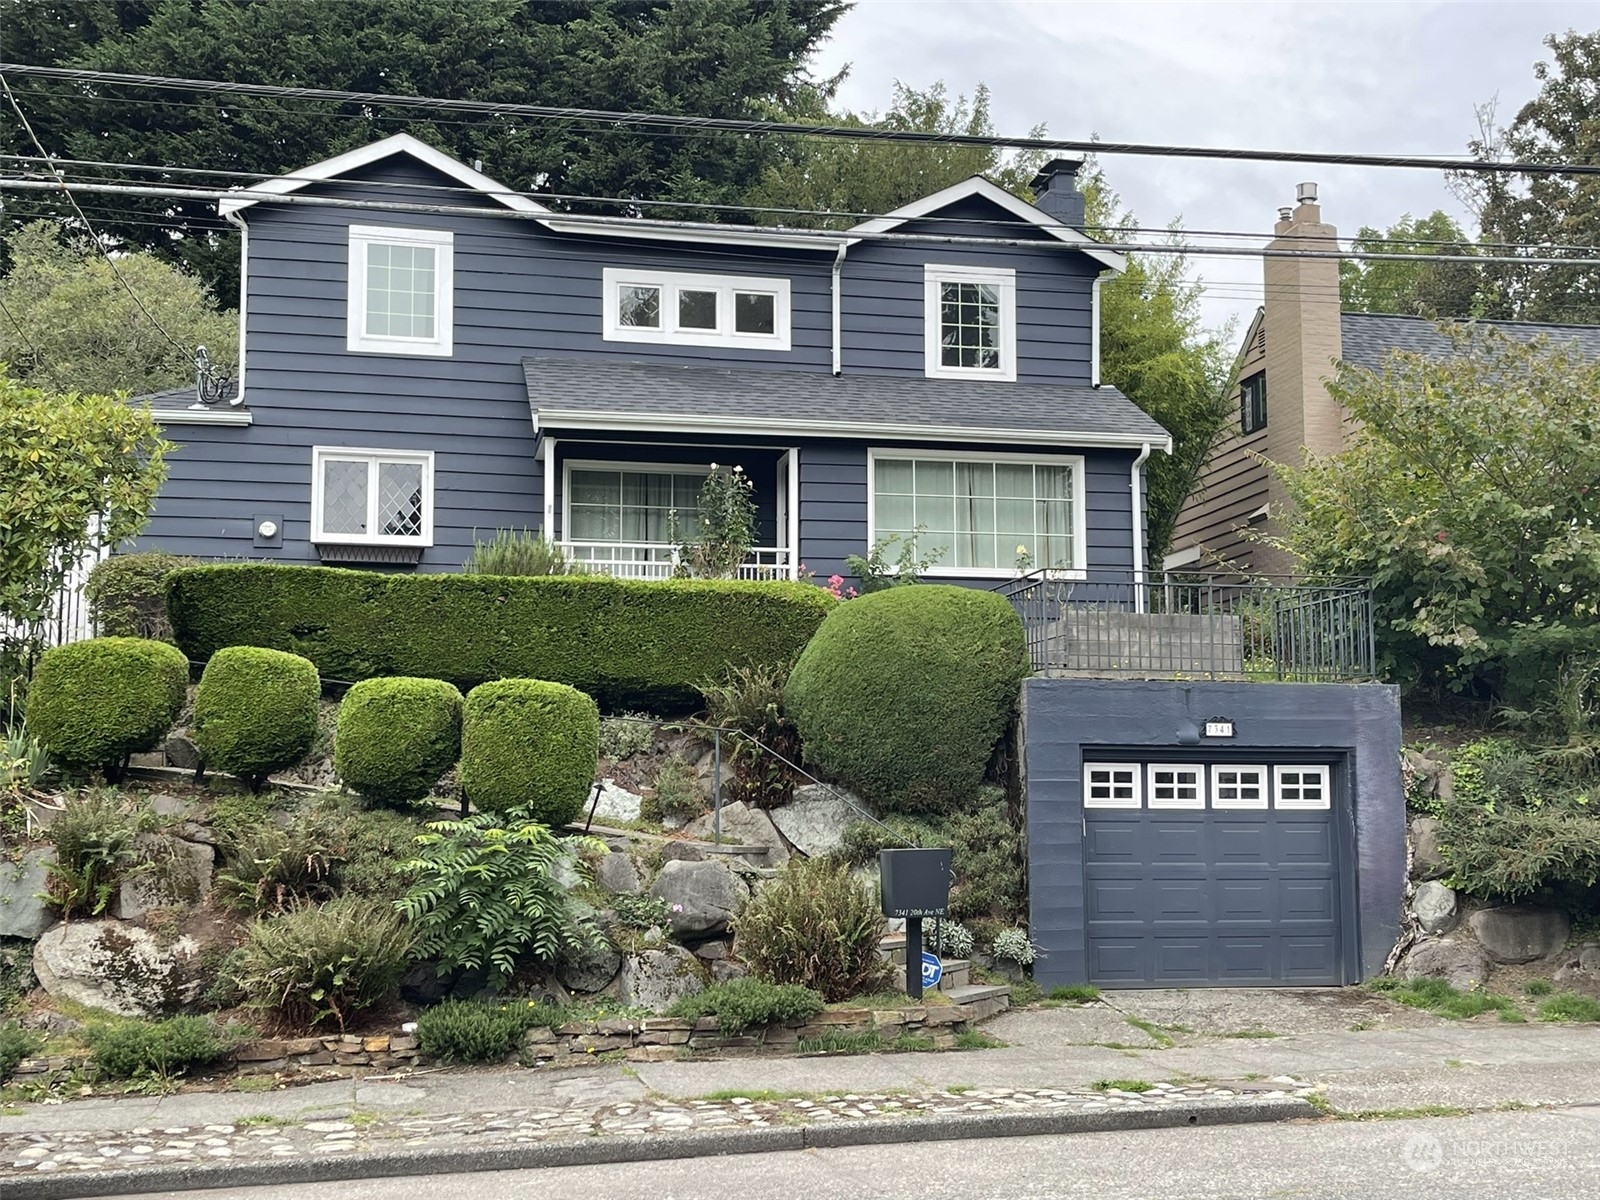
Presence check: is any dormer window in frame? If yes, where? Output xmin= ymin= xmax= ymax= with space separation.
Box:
xmin=346 ymin=226 xmax=454 ymax=357
xmin=602 ymin=268 xmax=790 ymax=350
xmin=925 ymin=264 xmax=1017 ymax=382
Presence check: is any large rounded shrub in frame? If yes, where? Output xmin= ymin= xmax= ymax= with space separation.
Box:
xmin=334 ymin=677 xmax=463 ymax=806
xmin=26 ymin=636 xmax=188 ymax=778
xmin=460 ymin=679 xmax=599 ymax=824
xmin=193 ymin=646 xmax=320 ymax=790
xmin=82 ymin=550 xmax=197 ymax=642
xmin=786 ymin=585 xmax=1030 ymax=813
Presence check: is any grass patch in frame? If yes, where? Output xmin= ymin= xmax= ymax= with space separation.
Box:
xmin=1124 ymin=1016 xmax=1176 ymax=1049
xmin=235 ymin=1114 xmax=290 ymax=1127
xmin=1537 ymin=992 xmax=1600 ymax=1022
xmin=1006 ymin=979 xmax=1043 ymax=1006
xmin=945 ymin=1084 xmax=974 ymax=1095
xmin=797 ymin=1030 xmax=884 ymax=1056
xmin=1048 ymin=985 xmax=1101 ymax=1004
xmin=953 ymin=1029 xmax=1003 ymax=1050
xmin=1444 ymin=1058 xmax=1465 ymax=1069
xmin=695 ymin=1089 xmax=814 ymax=1103
xmin=1524 ymin=979 xmax=1554 ymax=997
xmin=1348 ymin=1020 xmax=1376 ymax=1032
xmin=1222 ymin=1029 xmax=1283 ymax=1040
xmin=231 ymin=1075 xmax=278 ymax=1094
xmin=1336 ymin=1105 xmax=1471 ymax=1122
xmin=1368 ymin=977 xmax=1519 ymax=1020
xmin=1090 ymin=1079 xmax=1154 ymax=1093
xmin=891 ymin=1031 xmax=938 ymax=1053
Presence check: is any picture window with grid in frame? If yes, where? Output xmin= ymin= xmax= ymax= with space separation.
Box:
xmin=924 ymin=265 xmax=1017 ymax=381
xmin=1084 ymin=763 xmax=1142 ymax=809
xmin=1210 ymin=765 xmax=1267 ymax=810
xmin=1148 ymin=765 xmax=1204 ymax=810
xmin=347 ymin=226 xmax=453 ymax=356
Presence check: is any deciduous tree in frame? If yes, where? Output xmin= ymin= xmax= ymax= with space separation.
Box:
xmin=1338 ymin=211 xmax=1481 ymax=318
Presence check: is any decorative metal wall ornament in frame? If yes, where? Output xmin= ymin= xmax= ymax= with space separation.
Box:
xmin=193 ymin=345 xmax=240 ymax=407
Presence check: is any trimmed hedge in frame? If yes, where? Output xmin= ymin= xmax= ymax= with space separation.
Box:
xmin=83 ymin=550 xmax=197 ymax=642
xmin=193 ymin=646 xmax=320 ymax=790
xmin=25 ymin=637 xmax=188 ymax=777
xmin=165 ymin=564 xmax=834 ymax=709
xmin=460 ymin=679 xmax=599 ymax=824
xmin=335 ymin=677 xmax=463 ymax=806
xmin=786 ymin=586 xmax=1030 ymax=814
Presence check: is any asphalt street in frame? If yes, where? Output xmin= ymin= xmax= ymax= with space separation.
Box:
xmin=104 ymin=1105 xmax=1600 ymax=1200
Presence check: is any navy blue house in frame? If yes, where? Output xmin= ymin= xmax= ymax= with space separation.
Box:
xmin=136 ymin=133 xmax=1169 ymax=586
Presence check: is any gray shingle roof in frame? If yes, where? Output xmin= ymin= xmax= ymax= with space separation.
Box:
xmin=129 ymin=383 xmax=240 ymax=410
xmin=1340 ymin=312 xmax=1600 ymax=372
xmin=523 ymin=357 xmax=1171 ymax=449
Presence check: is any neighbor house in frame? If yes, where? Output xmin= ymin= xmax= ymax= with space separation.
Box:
xmin=136 ymin=133 xmax=1167 ymax=587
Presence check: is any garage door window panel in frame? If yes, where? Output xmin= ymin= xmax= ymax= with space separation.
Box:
xmin=1085 ymin=764 xmax=1142 ymax=809
xmin=1274 ymin=766 xmax=1331 ymax=810
xmin=1210 ymin=765 xmax=1268 ymax=810
xmin=1148 ymin=765 xmax=1204 ymax=810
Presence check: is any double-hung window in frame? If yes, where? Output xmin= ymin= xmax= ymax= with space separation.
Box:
xmin=869 ymin=451 xmax=1084 ymax=576
xmin=924 ymin=264 xmax=1017 ymax=381
xmin=1240 ymin=370 xmax=1267 ymax=434
xmin=602 ymin=268 xmax=790 ymax=350
xmin=347 ymin=226 xmax=454 ymax=356
xmin=311 ymin=447 xmax=434 ymax=546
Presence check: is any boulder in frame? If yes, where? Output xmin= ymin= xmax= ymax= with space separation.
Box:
xmin=659 ymin=841 xmax=709 ymax=865
xmin=400 ymin=962 xmax=453 ymax=1006
xmin=1409 ymin=817 xmax=1447 ymax=881
xmin=770 ymin=784 xmax=873 ymax=858
xmin=163 ymin=734 xmax=202 ymax=771
xmin=595 ymin=852 xmax=642 ymax=895
xmin=32 ymin=920 xmax=202 ymax=1017
xmin=648 ymin=859 xmax=749 ymax=938
xmin=1410 ymin=880 xmax=1459 ymax=936
xmin=685 ymin=801 xmax=789 ymax=865
xmin=1581 ymin=943 xmax=1600 ymax=973
xmin=618 ymin=946 xmax=704 ymax=1009
xmin=710 ymin=959 xmax=749 ymax=984
xmin=557 ymin=940 xmax=624 ymax=995
xmin=145 ymin=794 xmax=196 ymax=821
xmin=114 ymin=835 xmax=214 ymax=921
xmin=0 ymin=849 xmax=56 ymax=940
xmin=591 ymin=779 xmax=643 ymax=825
xmin=1467 ymin=905 xmax=1572 ymax=965
xmin=1399 ymin=937 xmax=1490 ymax=992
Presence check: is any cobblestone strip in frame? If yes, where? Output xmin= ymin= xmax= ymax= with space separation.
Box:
xmin=1 ymin=1079 xmax=1314 ymax=1178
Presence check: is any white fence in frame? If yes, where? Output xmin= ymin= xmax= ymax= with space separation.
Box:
xmin=0 ymin=546 xmax=105 ymax=654
xmin=559 ymin=542 xmax=795 ymax=581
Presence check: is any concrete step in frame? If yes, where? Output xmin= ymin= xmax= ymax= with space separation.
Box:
xmin=944 ymin=984 xmax=1010 ymax=1004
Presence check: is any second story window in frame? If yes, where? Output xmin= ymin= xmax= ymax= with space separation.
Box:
xmin=347 ymin=226 xmax=454 ymax=357
xmin=925 ymin=264 xmax=1017 ymax=382
xmin=1240 ymin=370 xmax=1267 ymax=434
xmin=602 ymin=268 xmax=790 ymax=351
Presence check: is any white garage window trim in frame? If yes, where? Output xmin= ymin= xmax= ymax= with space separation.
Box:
xmin=311 ymin=446 xmax=435 ymax=547
xmin=1274 ymin=765 xmax=1332 ymax=810
xmin=1147 ymin=764 xmax=1205 ymax=810
xmin=1084 ymin=763 xmax=1142 ymax=809
xmin=1210 ymin=764 xmax=1268 ymax=810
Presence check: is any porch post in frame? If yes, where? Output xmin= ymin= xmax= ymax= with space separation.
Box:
xmin=542 ymin=436 xmax=558 ymax=543
xmin=787 ymin=446 xmax=801 ymax=580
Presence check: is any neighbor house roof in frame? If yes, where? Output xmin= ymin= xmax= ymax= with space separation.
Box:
xmin=1340 ymin=311 xmax=1600 ymax=372
xmin=523 ymin=357 xmax=1171 ymax=452
xmin=129 ymin=383 xmax=252 ymax=426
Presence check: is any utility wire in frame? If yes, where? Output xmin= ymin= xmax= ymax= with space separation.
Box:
xmin=0 ymin=75 xmax=189 ymax=354
xmin=0 ymin=293 xmax=39 ymax=360
xmin=2 ymin=61 xmax=1595 ymax=178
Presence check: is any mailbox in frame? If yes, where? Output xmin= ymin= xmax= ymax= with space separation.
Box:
xmin=879 ymin=848 xmax=952 ymax=919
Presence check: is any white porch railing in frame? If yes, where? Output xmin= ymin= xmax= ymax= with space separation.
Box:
xmin=560 ymin=542 xmax=795 ymax=581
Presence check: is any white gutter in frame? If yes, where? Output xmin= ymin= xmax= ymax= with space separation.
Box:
xmin=1091 ymin=275 xmax=1104 ymax=387
xmin=1131 ymin=441 xmax=1152 ymax=613
xmin=831 ymin=242 xmax=848 ymax=376
xmin=223 ymin=209 xmax=249 ymax=404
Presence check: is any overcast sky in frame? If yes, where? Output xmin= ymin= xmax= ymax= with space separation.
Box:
xmin=810 ymin=0 xmax=1596 ymax=339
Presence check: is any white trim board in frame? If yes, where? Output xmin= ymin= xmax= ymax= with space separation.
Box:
xmin=152 ymin=407 xmax=254 ymax=427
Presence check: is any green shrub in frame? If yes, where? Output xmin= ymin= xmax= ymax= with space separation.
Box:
xmin=1439 ymin=801 xmax=1600 ymax=899
xmin=43 ymin=789 xmax=149 ymax=917
xmin=334 ymin=677 xmax=463 ymax=806
xmin=463 ymin=529 xmax=578 ymax=576
xmin=460 ymin=679 xmax=598 ymax=823
xmin=415 ymin=998 xmax=565 ymax=1063
xmin=84 ymin=1016 xmax=232 ymax=1080
xmin=609 ymin=892 xmax=672 ymax=930
xmin=192 ymin=646 xmax=320 ymax=790
xmin=698 ymin=661 xmax=801 ymax=809
xmin=1525 ymin=979 xmax=1555 ymax=997
xmin=787 ymin=586 xmax=1029 ymax=813
xmin=165 ymin=564 xmax=834 ymax=710
xmin=0 ymin=1019 xmax=42 ymax=1083
xmin=25 ymin=637 xmax=188 ymax=780
xmin=733 ymin=857 xmax=891 ymax=1002
xmin=640 ymin=757 xmax=704 ymax=825
xmin=1538 ymin=992 xmax=1600 ymax=1022
xmin=83 ymin=550 xmax=197 ymax=642
xmin=599 ymin=713 xmax=656 ymax=760
xmin=667 ymin=978 xmax=824 ymax=1034
xmin=397 ymin=813 xmax=605 ymax=988
xmin=236 ymin=897 xmax=414 ymax=1030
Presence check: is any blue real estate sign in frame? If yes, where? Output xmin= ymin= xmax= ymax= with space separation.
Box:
xmin=921 ymin=952 xmax=943 ymax=990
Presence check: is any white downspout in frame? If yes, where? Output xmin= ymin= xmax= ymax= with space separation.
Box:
xmin=1091 ymin=274 xmax=1104 ymax=388
xmin=1131 ymin=441 xmax=1151 ymax=614
xmin=831 ymin=242 xmax=848 ymax=376
xmin=223 ymin=210 xmax=249 ymax=403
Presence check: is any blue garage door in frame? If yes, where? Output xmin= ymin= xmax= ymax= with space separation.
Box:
xmin=1082 ymin=761 xmax=1346 ymax=986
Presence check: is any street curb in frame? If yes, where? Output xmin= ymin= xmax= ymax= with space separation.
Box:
xmin=5 ymin=1096 xmax=1316 ymax=1200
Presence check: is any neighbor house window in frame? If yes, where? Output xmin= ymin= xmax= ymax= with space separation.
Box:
xmin=924 ymin=264 xmax=1017 ymax=381
xmin=347 ymin=226 xmax=454 ymax=356
xmin=602 ymin=268 xmax=790 ymax=350
xmin=564 ymin=463 xmax=709 ymax=564
xmin=869 ymin=451 xmax=1083 ymax=576
xmin=311 ymin=447 xmax=434 ymax=545
xmin=1240 ymin=370 xmax=1267 ymax=433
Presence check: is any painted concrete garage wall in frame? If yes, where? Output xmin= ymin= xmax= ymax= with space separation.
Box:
xmin=1021 ymin=678 xmax=1405 ymax=987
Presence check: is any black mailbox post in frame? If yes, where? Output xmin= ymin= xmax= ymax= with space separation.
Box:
xmin=880 ymin=848 xmax=952 ymax=1000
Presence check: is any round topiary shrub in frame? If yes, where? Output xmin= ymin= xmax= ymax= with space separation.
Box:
xmin=334 ymin=677 xmax=463 ymax=806
xmin=786 ymin=585 xmax=1030 ymax=814
xmin=25 ymin=636 xmax=188 ymax=779
xmin=193 ymin=646 xmax=320 ymax=791
xmin=460 ymin=679 xmax=599 ymax=824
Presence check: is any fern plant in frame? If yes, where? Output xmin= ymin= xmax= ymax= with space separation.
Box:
xmin=396 ymin=813 xmax=605 ymax=989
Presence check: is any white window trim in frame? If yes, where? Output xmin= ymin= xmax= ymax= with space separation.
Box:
xmin=347 ymin=225 xmax=454 ymax=357
xmin=601 ymin=267 xmax=791 ymax=351
xmin=924 ymin=263 xmax=1018 ymax=382
xmin=1146 ymin=763 xmax=1205 ymax=810
xmin=1084 ymin=763 xmax=1143 ymax=809
xmin=865 ymin=447 xmax=1088 ymax=579
xmin=310 ymin=446 xmax=435 ymax=547
xmin=562 ymin=458 xmax=714 ymax=544
xmin=1210 ymin=765 xmax=1269 ymax=811
xmin=1273 ymin=765 xmax=1332 ymax=811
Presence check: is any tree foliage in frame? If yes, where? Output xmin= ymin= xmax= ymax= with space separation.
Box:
xmin=0 ymin=0 xmax=849 ymax=300
xmin=1337 ymin=211 xmax=1482 ymax=319
xmin=1275 ymin=328 xmax=1600 ymax=705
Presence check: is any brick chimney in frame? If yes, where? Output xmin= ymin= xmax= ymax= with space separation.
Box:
xmin=1029 ymin=158 xmax=1086 ymax=228
xmin=1263 ymin=182 xmax=1343 ymax=467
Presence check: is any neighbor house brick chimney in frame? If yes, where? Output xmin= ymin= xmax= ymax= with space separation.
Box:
xmin=1029 ymin=158 xmax=1086 ymax=228
xmin=1263 ymin=181 xmax=1343 ymax=466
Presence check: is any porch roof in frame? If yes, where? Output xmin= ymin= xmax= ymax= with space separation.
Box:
xmin=524 ymin=357 xmax=1172 ymax=452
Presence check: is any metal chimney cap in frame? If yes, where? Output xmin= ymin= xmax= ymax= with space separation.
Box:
xmin=1278 ymin=207 xmax=1293 ymax=221
xmin=1296 ymin=182 xmax=1319 ymax=204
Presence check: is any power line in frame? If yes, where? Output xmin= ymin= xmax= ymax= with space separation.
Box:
xmin=3 ymin=61 xmax=1596 ymax=178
